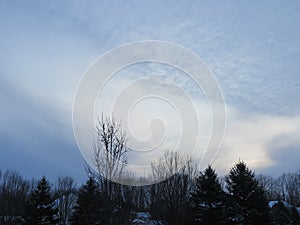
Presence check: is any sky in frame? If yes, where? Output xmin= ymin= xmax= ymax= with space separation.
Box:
xmin=1 ymin=0 xmax=300 ymax=183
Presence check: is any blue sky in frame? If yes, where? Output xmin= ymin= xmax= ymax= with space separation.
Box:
xmin=1 ymin=0 xmax=300 ymax=182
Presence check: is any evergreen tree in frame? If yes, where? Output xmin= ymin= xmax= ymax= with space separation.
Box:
xmin=191 ymin=165 xmax=226 ymax=225
xmin=225 ymin=161 xmax=270 ymax=225
xmin=71 ymin=177 xmax=103 ymax=225
xmin=24 ymin=176 xmax=58 ymax=225
xmin=270 ymin=201 xmax=292 ymax=225
xmin=270 ymin=201 xmax=300 ymax=225
xmin=290 ymin=206 xmax=300 ymax=225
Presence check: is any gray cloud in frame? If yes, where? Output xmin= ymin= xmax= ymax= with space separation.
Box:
xmin=0 ymin=78 xmax=85 ymax=182
xmin=1 ymin=0 xmax=300 ymax=180
xmin=263 ymin=135 xmax=300 ymax=176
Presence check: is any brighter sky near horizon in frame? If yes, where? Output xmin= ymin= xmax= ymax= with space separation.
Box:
xmin=1 ymin=0 xmax=300 ymax=182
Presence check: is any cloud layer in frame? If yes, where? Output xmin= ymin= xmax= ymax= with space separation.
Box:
xmin=0 ymin=0 xmax=299 ymax=181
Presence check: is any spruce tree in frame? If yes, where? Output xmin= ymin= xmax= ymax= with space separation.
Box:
xmin=24 ymin=176 xmax=58 ymax=225
xmin=191 ymin=165 xmax=226 ymax=225
xmin=225 ymin=161 xmax=270 ymax=225
xmin=71 ymin=177 xmax=103 ymax=225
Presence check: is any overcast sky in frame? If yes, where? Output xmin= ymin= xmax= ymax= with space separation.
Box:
xmin=1 ymin=0 xmax=300 ymax=182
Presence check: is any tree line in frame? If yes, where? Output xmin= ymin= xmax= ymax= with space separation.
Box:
xmin=0 ymin=116 xmax=299 ymax=225
xmin=1 ymin=162 xmax=300 ymax=225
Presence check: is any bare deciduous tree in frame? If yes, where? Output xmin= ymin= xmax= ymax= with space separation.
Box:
xmin=150 ymin=151 xmax=197 ymax=225
xmin=91 ymin=114 xmax=133 ymax=225
xmin=278 ymin=173 xmax=288 ymax=202
xmin=94 ymin=114 xmax=128 ymax=186
xmin=55 ymin=177 xmax=77 ymax=225
xmin=280 ymin=172 xmax=300 ymax=206
xmin=0 ymin=170 xmax=30 ymax=225
xmin=151 ymin=150 xmax=197 ymax=181
xmin=257 ymin=174 xmax=280 ymax=201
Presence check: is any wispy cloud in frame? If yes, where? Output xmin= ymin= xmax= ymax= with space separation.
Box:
xmin=1 ymin=0 xmax=300 ymax=180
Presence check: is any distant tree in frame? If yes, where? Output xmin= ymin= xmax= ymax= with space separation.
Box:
xmin=290 ymin=206 xmax=300 ymax=224
xmin=191 ymin=165 xmax=227 ymax=225
xmin=270 ymin=201 xmax=300 ymax=225
xmin=0 ymin=170 xmax=30 ymax=225
xmin=71 ymin=177 xmax=103 ymax=225
xmin=131 ymin=185 xmax=149 ymax=211
xmin=110 ymin=183 xmax=135 ymax=225
xmin=55 ymin=177 xmax=77 ymax=225
xmin=257 ymin=174 xmax=279 ymax=201
xmin=24 ymin=176 xmax=58 ymax=225
xmin=149 ymin=151 xmax=196 ymax=225
xmin=225 ymin=161 xmax=270 ymax=225
xmin=271 ymin=201 xmax=291 ymax=225
xmin=282 ymin=172 xmax=300 ymax=207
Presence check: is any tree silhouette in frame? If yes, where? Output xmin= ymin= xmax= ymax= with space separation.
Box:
xmin=191 ymin=165 xmax=226 ymax=225
xmin=24 ymin=176 xmax=58 ymax=225
xmin=225 ymin=161 xmax=270 ymax=225
xmin=55 ymin=176 xmax=77 ymax=225
xmin=71 ymin=177 xmax=103 ymax=225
